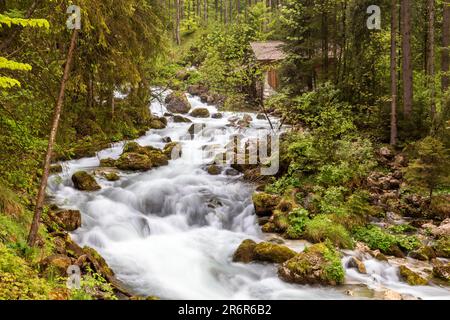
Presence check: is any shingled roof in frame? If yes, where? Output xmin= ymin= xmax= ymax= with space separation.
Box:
xmin=250 ymin=41 xmax=287 ymax=62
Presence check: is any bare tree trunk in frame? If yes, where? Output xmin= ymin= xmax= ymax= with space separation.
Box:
xmin=442 ymin=1 xmax=450 ymax=91
xmin=427 ymin=0 xmax=436 ymax=122
xmin=390 ymin=0 xmax=398 ymax=145
xmin=27 ymin=30 xmax=78 ymax=247
xmin=176 ymin=0 xmax=181 ymax=45
xmin=401 ymin=0 xmax=413 ymax=118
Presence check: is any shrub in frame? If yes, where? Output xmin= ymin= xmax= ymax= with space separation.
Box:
xmin=285 ymin=208 xmax=310 ymax=239
xmin=304 ymin=215 xmax=354 ymax=249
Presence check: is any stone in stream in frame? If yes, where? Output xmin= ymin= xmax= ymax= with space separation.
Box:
xmin=173 ymin=115 xmax=192 ymax=123
xmin=256 ymin=113 xmax=267 ymax=120
xmin=52 ymin=209 xmax=82 ymax=232
xmin=398 ymin=265 xmax=428 ymax=286
xmin=190 ymin=108 xmax=210 ymax=118
xmin=50 ymin=164 xmax=63 ymax=174
xmin=100 ymin=158 xmax=116 ymax=167
xmin=149 ymin=117 xmax=167 ymax=129
xmin=187 ymin=123 xmax=206 ymax=136
xmin=232 ymin=240 xmax=295 ymax=264
xmin=206 ymin=165 xmax=222 ymax=175
xmin=346 ymin=256 xmax=367 ymax=274
xmin=278 ymin=243 xmax=345 ymax=286
xmin=211 ymin=113 xmax=223 ymax=119
xmin=252 ymin=192 xmax=281 ymax=217
xmin=163 ymin=142 xmax=182 ymax=159
xmin=72 ymin=171 xmax=101 ymax=191
xmin=161 ymin=136 xmax=172 ymax=143
xmin=232 ymin=239 xmax=257 ymax=263
xmin=432 ymin=260 xmax=450 ymax=282
xmin=165 ymin=91 xmax=191 ymax=114
xmin=115 ymin=153 xmax=153 ymax=171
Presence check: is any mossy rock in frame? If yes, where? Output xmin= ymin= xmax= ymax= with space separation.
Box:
xmin=173 ymin=115 xmax=192 ymax=123
xmin=147 ymin=150 xmax=169 ymax=167
xmin=53 ymin=209 xmax=82 ymax=232
xmin=261 ymin=222 xmax=277 ymax=233
xmin=211 ymin=113 xmax=223 ymax=119
xmin=232 ymin=239 xmax=257 ymax=263
xmin=83 ymin=247 xmax=114 ymax=278
xmin=399 ymin=265 xmax=428 ymax=286
xmin=253 ymin=242 xmax=296 ymax=264
xmin=39 ymin=254 xmax=72 ymax=275
xmin=165 ymin=91 xmax=191 ymax=114
xmin=149 ymin=117 xmax=167 ymax=130
xmin=115 ymin=153 xmax=152 ymax=171
xmin=272 ymin=210 xmax=290 ymax=232
xmin=432 ymin=262 xmax=450 ymax=282
xmin=72 ymin=171 xmax=101 ymax=191
xmin=123 ymin=142 xmax=142 ymax=154
xmin=50 ymin=164 xmax=63 ymax=174
xmin=100 ymin=158 xmax=116 ymax=167
xmin=429 ymin=195 xmax=450 ymax=220
xmin=409 ymin=246 xmax=436 ymax=261
xmin=346 ymin=257 xmax=367 ymax=274
xmin=104 ymin=172 xmax=120 ymax=181
xmin=163 ymin=142 xmax=182 ymax=159
xmin=207 ymin=165 xmax=222 ymax=175
xmin=432 ymin=236 xmax=450 ymax=258
xmin=190 ymin=108 xmax=210 ymax=118
xmin=278 ymin=243 xmax=345 ymax=286
xmin=188 ymin=123 xmax=206 ymax=136
xmin=252 ymin=192 xmax=281 ymax=217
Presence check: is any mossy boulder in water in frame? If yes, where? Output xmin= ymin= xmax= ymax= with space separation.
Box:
xmin=252 ymin=192 xmax=281 ymax=217
xmin=399 ymin=265 xmax=428 ymax=286
xmin=100 ymin=158 xmax=116 ymax=167
xmin=72 ymin=171 xmax=101 ymax=191
xmin=432 ymin=261 xmax=450 ymax=282
xmin=163 ymin=142 xmax=182 ymax=159
xmin=432 ymin=236 xmax=450 ymax=258
xmin=278 ymin=243 xmax=345 ymax=286
xmin=253 ymin=242 xmax=296 ymax=263
xmin=115 ymin=153 xmax=152 ymax=171
xmin=207 ymin=165 xmax=222 ymax=175
xmin=147 ymin=150 xmax=169 ymax=167
xmin=173 ymin=115 xmax=192 ymax=123
xmin=53 ymin=209 xmax=82 ymax=232
xmin=104 ymin=172 xmax=120 ymax=181
xmin=232 ymin=239 xmax=257 ymax=263
xmin=211 ymin=113 xmax=223 ymax=119
xmin=346 ymin=257 xmax=367 ymax=274
xmin=165 ymin=91 xmax=191 ymax=114
xmin=190 ymin=108 xmax=210 ymax=118
xmin=409 ymin=246 xmax=436 ymax=261
xmin=149 ymin=117 xmax=167 ymax=129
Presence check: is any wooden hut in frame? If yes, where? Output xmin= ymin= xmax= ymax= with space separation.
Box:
xmin=250 ymin=41 xmax=286 ymax=100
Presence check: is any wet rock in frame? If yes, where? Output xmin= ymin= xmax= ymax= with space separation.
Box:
xmin=243 ymin=114 xmax=253 ymax=123
xmin=399 ymin=265 xmax=428 ymax=286
xmin=163 ymin=142 xmax=182 ymax=159
xmin=161 ymin=137 xmax=172 ymax=143
xmin=187 ymin=84 xmax=208 ymax=96
xmin=53 ymin=209 xmax=82 ymax=232
xmin=432 ymin=261 xmax=450 ymax=282
xmin=104 ymin=172 xmax=120 ymax=181
xmin=253 ymin=242 xmax=296 ymax=263
xmin=232 ymin=239 xmax=256 ymax=263
xmin=271 ymin=210 xmax=290 ymax=232
xmin=267 ymin=237 xmax=285 ymax=245
xmin=165 ymin=91 xmax=191 ymax=114
xmin=115 ymin=153 xmax=152 ymax=171
xmin=187 ymin=123 xmax=206 ymax=136
xmin=374 ymin=251 xmax=389 ymax=262
xmin=173 ymin=115 xmax=192 ymax=123
xmin=211 ymin=113 xmax=223 ymax=119
xmin=256 ymin=114 xmax=267 ymax=120
xmin=100 ymin=158 xmax=116 ymax=167
xmin=224 ymin=168 xmax=240 ymax=176
xmin=252 ymin=192 xmax=281 ymax=217
xmin=347 ymin=257 xmax=367 ymax=274
xmin=207 ymin=165 xmax=222 ymax=175
xmin=50 ymin=164 xmax=63 ymax=174
xmin=432 ymin=236 xmax=450 ymax=258
xmin=72 ymin=171 xmax=101 ymax=191
xmin=409 ymin=246 xmax=436 ymax=261
xmin=258 ymin=216 xmax=270 ymax=226
xmin=83 ymin=247 xmax=114 ymax=278
xmin=261 ymin=222 xmax=277 ymax=233
xmin=149 ymin=117 xmax=167 ymax=129
xmin=190 ymin=108 xmax=210 ymax=118
xmin=278 ymin=243 xmax=344 ymax=285
xmin=147 ymin=150 xmax=169 ymax=167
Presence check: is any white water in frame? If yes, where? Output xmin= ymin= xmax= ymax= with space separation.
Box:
xmin=48 ymin=93 xmax=450 ymax=300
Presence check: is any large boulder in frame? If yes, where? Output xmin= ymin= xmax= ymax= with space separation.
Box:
xmin=165 ymin=91 xmax=191 ymax=114
xmin=149 ymin=117 xmax=167 ymax=129
xmin=99 ymin=158 xmax=116 ymax=167
xmin=252 ymin=192 xmax=281 ymax=217
xmin=253 ymin=242 xmax=296 ymax=264
xmin=232 ymin=239 xmax=257 ymax=263
xmin=147 ymin=150 xmax=169 ymax=167
xmin=72 ymin=171 xmax=101 ymax=191
xmin=207 ymin=165 xmax=222 ymax=175
xmin=115 ymin=153 xmax=152 ymax=171
xmin=278 ymin=243 xmax=345 ymax=286
xmin=398 ymin=265 xmax=428 ymax=286
xmin=190 ymin=108 xmax=210 ymax=118
xmin=53 ymin=209 xmax=82 ymax=232
xmin=40 ymin=254 xmax=72 ymax=275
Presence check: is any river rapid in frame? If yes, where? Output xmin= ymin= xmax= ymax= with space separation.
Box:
xmin=47 ymin=92 xmax=450 ymax=300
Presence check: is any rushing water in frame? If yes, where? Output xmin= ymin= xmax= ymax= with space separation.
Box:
xmin=47 ymin=92 xmax=450 ymax=300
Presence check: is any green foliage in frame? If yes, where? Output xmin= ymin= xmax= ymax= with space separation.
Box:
xmin=388 ymin=224 xmax=417 ymax=234
xmin=285 ymin=208 xmax=310 ymax=239
xmin=304 ymin=215 xmax=354 ymax=249
xmin=322 ymin=241 xmax=345 ymax=285
xmin=70 ymin=267 xmax=117 ymax=300
xmin=353 ymin=225 xmax=421 ymax=254
xmin=405 ymin=136 xmax=450 ymax=197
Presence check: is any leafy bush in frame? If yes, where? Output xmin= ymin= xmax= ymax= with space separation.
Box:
xmin=304 ymin=215 xmax=354 ymax=249
xmin=285 ymin=208 xmax=310 ymax=239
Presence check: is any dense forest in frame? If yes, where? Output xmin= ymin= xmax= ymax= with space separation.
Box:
xmin=0 ymin=0 xmax=449 ymax=300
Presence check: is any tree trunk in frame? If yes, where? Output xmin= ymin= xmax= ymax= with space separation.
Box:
xmin=176 ymin=0 xmax=181 ymax=45
xmin=390 ymin=0 xmax=398 ymax=145
xmin=204 ymin=0 xmax=208 ymax=23
xmin=27 ymin=30 xmax=78 ymax=247
xmin=427 ymin=0 xmax=436 ymax=122
xmin=401 ymin=0 xmax=413 ymax=118
xmin=442 ymin=1 xmax=450 ymax=91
